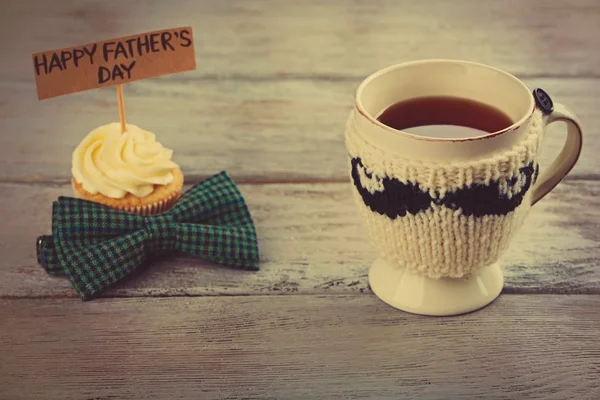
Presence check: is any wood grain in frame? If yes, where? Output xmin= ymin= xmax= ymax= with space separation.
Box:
xmin=2 ymin=0 xmax=599 ymax=182
xmin=2 ymin=0 xmax=600 ymax=80
xmin=1 ymin=180 xmax=598 ymax=298
xmin=0 ymin=77 xmax=598 ymax=182
xmin=2 ymin=295 xmax=600 ymax=400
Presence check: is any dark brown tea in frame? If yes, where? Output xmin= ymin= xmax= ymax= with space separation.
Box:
xmin=376 ymin=96 xmax=514 ymax=139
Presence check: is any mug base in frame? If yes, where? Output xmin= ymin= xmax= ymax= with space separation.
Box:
xmin=369 ymin=258 xmax=504 ymax=316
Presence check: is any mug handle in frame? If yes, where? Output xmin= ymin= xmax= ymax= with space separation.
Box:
xmin=530 ymin=102 xmax=583 ymax=205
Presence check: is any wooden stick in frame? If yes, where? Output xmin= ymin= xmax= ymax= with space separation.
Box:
xmin=117 ymin=84 xmax=126 ymax=133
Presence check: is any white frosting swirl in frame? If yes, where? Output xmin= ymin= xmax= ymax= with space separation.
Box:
xmin=72 ymin=123 xmax=178 ymax=198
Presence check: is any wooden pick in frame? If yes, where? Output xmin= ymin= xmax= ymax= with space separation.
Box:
xmin=117 ymin=84 xmax=126 ymax=133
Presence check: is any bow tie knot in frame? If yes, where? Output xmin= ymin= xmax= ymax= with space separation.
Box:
xmin=143 ymin=214 xmax=176 ymax=254
xmin=36 ymin=172 xmax=260 ymax=300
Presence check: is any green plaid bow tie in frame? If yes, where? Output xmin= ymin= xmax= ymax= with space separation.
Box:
xmin=36 ymin=171 xmax=259 ymax=300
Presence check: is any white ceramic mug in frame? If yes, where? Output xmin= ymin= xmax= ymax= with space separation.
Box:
xmin=344 ymin=59 xmax=582 ymax=316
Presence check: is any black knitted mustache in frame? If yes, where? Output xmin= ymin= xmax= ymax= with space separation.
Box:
xmin=350 ymin=157 xmax=539 ymax=219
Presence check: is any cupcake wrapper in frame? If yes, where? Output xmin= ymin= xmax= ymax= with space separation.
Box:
xmin=71 ymin=168 xmax=184 ymax=216
xmin=113 ymin=192 xmax=181 ymax=215
xmin=72 ymin=187 xmax=181 ymax=215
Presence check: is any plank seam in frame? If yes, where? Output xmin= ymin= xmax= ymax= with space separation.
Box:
xmin=0 ymin=174 xmax=598 ymax=186
xmin=3 ymin=291 xmax=600 ymax=301
xmin=4 ymin=73 xmax=600 ymax=85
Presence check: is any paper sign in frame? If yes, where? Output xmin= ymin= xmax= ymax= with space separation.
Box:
xmin=32 ymin=27 xmax=196 ymax=100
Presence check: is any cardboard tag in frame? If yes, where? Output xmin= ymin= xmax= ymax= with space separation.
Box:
xmin=32 ymin=27 xmax=196 ymax=100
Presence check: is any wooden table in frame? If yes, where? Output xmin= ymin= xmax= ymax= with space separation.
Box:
xmin=1 ymin=1 xmax=599 ymax=398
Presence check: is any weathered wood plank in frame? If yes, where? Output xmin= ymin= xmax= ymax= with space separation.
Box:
xmin=0 ymin=180 xmax=598 ymax=298
xmin=2 ymin=0 xmax=599 ymax=80
xmin=0 ymin=78 xmax=598 ymax=182
xmin=1 ymin=295 xmax=600 ymax=400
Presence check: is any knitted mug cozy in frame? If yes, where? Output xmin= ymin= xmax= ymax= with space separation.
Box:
xmin=345 ymin=109 xmax=545 ymax=279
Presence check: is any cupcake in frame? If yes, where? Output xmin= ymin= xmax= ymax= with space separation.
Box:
xmin=71 ymin=122 xmax=183 ymax=215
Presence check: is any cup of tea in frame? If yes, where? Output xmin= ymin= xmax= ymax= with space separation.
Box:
xmin=345 ymin=59 xmax=583 ymax=316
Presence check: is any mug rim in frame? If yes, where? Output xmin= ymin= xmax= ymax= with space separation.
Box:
xmin=354 ymin=59 xmax=536 ymax=143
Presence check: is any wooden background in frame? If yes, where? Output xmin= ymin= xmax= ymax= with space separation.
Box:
xmin=1 ymin=0 xmax=599 ymax=399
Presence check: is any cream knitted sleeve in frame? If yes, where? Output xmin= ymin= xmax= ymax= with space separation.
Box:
xmin=345 ymin=109 xmax=545 ymax=278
